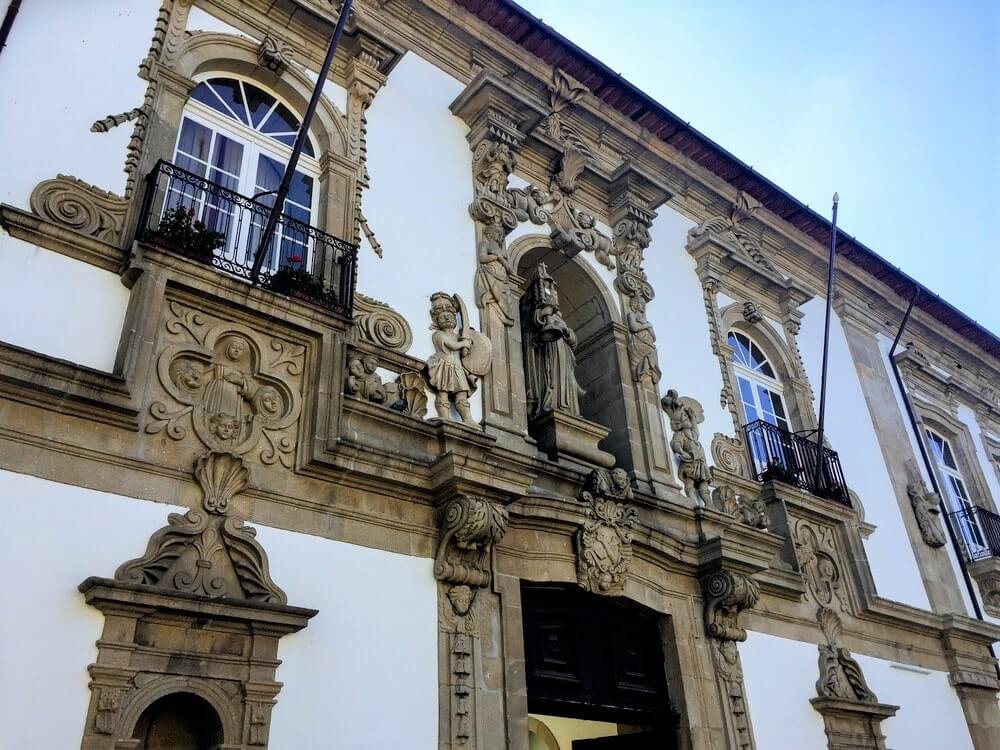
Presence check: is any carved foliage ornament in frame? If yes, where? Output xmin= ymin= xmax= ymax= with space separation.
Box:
xmin=575 ymin=468 xmax=637 ymax=595
xmin=434 ymin=495 xmax=509 ymax=589
xmin=116 ymin=452 xmax=286 ymax=603
xmin=689 ymin=191 xmax=777 ymax=274
xmin=29 ymin=175 xmax=128 ymax=245
xmin=257 ymin=34 xmax=294 ymax=74
xmin=146 ymin=301 xmax=304 ymax=468
xmin=702 ymin=570 xmax=760 ymax=642
xmin=815 ymin=607 xmax=878 ymax=704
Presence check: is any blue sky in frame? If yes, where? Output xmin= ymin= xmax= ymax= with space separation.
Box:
xmin=518 ymin=0 xmax=998 ymax=334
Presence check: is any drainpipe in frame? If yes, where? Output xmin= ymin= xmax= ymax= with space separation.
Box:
xmin=888 ymin=286 xmax=999 ymax=676
xmin=0 ymin=0 xmax=22 ymax=59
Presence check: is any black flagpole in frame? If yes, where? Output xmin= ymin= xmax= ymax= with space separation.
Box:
xmin=813 ymin=193 xmax=839 ymax=489
xmin=251 ymin=0 xmax=353 ymax=284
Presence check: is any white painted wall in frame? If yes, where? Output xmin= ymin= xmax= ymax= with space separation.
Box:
xmin=186 ymin=5 xmax=248 ymax=38
xmin=257 ymin=525 xmax=439 ymax=749
xmin=799 ymin=301 xmax=930 ymax=609
xmin=855 ymin=656 xmax=975 ymax=750
xmin=358 ymin=53 xmax=481 ymax=418
xmin=741 ymin=631 xmax=829 ymax=748
xmin=0 ymin=469 xmax=439 ymax=749
xmin=0 ymin=232 xmax=130 ymax=371
xmin=644 ymin=205 xmax=733 ymax=458
xmin=0 ymin=0 xmax=157 ymax=205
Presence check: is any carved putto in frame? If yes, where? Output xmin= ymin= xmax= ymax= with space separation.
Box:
xmin=115 ymin=452 xmax=286 ymax=603
xmin=711 ymin=486 xmax=769 ymax=530
xmin=701 ymin=570 xmax=760 ymax=642
xmin=147 ymin=303 xmax=303 ymax=468
xmin=626 ymin=295 xmax=661 ymax=384
xmin=521 ymin=264 xmax=584 ymax=418
xmin=907 ymin=481 xmax=947 ymax=547
xmin=661 ymin=390 xmax=712 ymax=505
xmin=427 ymin=292 xmax=491 ymax=424
xmin=575 ymin=467 xmax=637 ymax=595
xmin=345 ymin=355 xmax=390 ymax=403
xmin=815 ymin=607 xmax=878 ymax=704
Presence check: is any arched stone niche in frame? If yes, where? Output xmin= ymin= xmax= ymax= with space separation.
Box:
xmin=514 ymin=238 xmax=637 ymax=472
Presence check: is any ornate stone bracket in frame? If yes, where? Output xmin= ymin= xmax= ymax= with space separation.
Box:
xmin=257 ymin=34 xmax=293 ymax=74
xmin=794 ymin=518 xmax=851 ymax=613
xmin=711 ymin=433 xmax=751 ymax=479
xmin=574 ymin=467 xmax=637 ymax=595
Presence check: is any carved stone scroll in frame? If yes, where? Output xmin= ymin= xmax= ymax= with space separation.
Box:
xmin=29 ymin=175 xmax=128 ymax=245
xmin=701 ymin=570 xmax=760 ymax=642
xmin=815 ymin=607 xmax=877 ymax=704
xmin=711 ymin=433 xmax=751 ymax=478
xmin=353 ymin=293 xmax=413 ymax=353
xmin=575 ymin=468 xmax=637 ymax=595
xmin=907 ymin=480 xmax=947 ymax=547
xmin=116 ymin=452 xmax=286 ymax=603
xmin=434 ymin=495 xmax=509 ymax=590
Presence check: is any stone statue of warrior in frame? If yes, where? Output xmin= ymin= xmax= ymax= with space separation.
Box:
xmin=521 ymin=263 xmax=584 ymax=418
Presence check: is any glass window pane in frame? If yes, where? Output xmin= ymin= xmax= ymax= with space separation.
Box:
xmin=287 ymin=171 xmax=313 ymax=210
xmin=173 ymin=153 xmax=207 ymax=178
xmin=261 ymin=103 xmax=300 ymax=134
xmin=768 ymin=390 xmax=787 ymax=419
xmin=951 ymin=476 xmax=970 ymax=501
xmin=941 ymin=440 xmax=958 ymax=470
xmin=243 ymin=82 xmax=277 ymax=128
xmin=730 ymin=333 xmax=752 ymax=368
xmin=176 ymin=118 xmax=212 ymax=163
xmin=207 ymin=78 xmax=248 ymax=124
xmin=255 ymin=154 xmax=283 ymax=195
xmin=737 ymin=376 xmax=755 ymax=406
xmin=191 ymin=82 xmax=229 ymax=116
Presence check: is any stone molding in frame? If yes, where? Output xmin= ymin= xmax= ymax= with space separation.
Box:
xmin=0 ymin=203 xmax=127 ymax=273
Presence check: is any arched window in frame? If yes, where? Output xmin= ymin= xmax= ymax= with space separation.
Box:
xmin=926 ymin=427 xmax=986 ymax=553
xmin=728 ymin=331 xmax=789 ymax=431
xmin=168 ymin=76 xmax=321 ymax=273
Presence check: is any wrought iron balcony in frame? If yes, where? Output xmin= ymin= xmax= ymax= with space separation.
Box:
xmin=136 ymin=159 xmax=357 ymax=316
xmin=948 ymin=505 xmax=1000 ymax=562
xmin=743 ymin=419 xmax=850 ymax=505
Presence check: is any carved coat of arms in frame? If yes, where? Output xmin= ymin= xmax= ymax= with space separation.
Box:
xmin=575 ymin=468 xmax=637 ymax=595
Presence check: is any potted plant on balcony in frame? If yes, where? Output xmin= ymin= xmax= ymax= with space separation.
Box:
xmin=265 ymin=255 xmax=326 ymax=302
xmin=149 ymin=206 xmax=224 ymax=263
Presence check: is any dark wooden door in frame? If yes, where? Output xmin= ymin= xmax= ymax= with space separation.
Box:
xmin=573 ymin=731 xmax=673 ymax=749
xmin=522 ymin=583 xmax=677 ymax=737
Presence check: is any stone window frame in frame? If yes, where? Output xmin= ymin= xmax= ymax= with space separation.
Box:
xmin=918 ymin=407 xmax=997 ymax=516
xmin=719 ymin=302 xmax=817 ymax=436
xmin=129 ymin=31 xmax=357 ymax=280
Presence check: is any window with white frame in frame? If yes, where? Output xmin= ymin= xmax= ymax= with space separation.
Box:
xmin=926 ymin=427 xmax=986 ymax=552
xmin=729 ymin=331 xmax=790 ymax=430
xmin=167 ymin=77 xmax=321 ymax=274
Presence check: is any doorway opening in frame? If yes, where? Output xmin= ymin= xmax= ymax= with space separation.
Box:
xmin=522 ymin=583 xmax=678 ymax=749
xmin=132 ymin=692 xmax=224 ymax=750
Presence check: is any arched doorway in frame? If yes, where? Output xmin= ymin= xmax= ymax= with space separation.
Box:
xmin=132 ymin=692 xmax=225 ymax=750
xmin=521 ymin=583 xmax=678 ymax=749
xmin=517 ymin=248 xmax=633 ymax=470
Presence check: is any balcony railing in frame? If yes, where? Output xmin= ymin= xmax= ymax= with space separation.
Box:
xmin=743 ymin=419 xmax=850 ymax=505
xmin=948 ymin=505 xmax=1000 ymax=563
xmin=136 ymin=159 xmax=357 ymax=316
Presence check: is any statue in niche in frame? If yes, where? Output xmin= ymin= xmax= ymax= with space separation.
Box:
xmin=626 ymin=295 xmax=661 ymax=384
xmin=474 ymin=223 xmax=516 ymax=325
xmin=661 ymin=389 xmax=712 ymax=505
xmin=427 ymin=293 xmax=491 ymax=425
xmin=521 ymin=263 xmax=584 ymax=418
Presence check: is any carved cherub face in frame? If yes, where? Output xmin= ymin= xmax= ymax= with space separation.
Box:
xmin=224 ymin=338 xmax=247 ymax=361
xmin=170 ymin=360 xmax=202 ymax=391
xmin=433 ymin=308 xmax=457 ymax=331
xmin=254 ymin=386 xmax=281 ymax=417
xmin=348 ymin=358 xmax=365 ymax=377
xmin=210 ymin=415 xmax=240 ymax=441
xmin=362 ymin=356 xmax=379 ymax=374
xmin=611 ymin=468 xmax=629 ymax=491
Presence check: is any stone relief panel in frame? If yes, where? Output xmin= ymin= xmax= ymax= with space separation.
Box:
xmin=794 ymin=519 xmax=850 ymax=613
xmin=575 ymin=467 xmax=637 ymax=595
xmin=145 ymin=300 xmax=306 ymax=468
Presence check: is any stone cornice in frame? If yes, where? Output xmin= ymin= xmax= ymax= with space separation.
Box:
xmin=1 ymin=203 xmax=126 ymax=273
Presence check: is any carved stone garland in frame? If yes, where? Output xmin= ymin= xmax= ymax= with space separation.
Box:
xmin=700 ymin=570 xmax=761 ymax=750
xmin=575 ymin=467 xmax=637 ymax=595
xmin=146 ymin=300 xmax=304 ymax=468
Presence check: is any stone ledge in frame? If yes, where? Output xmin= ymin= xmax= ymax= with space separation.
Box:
xmin=0 ymin=203 xmax=126 ymax=273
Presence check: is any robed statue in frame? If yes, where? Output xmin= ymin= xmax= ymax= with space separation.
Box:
xmin=521 ymin=264 xmax=584 ymax=418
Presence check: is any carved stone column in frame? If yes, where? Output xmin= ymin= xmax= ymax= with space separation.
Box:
xmin=450 ymin=74 xmax=548 ymax=449
xmin=609 ymin=170 xmax=676 ymax=494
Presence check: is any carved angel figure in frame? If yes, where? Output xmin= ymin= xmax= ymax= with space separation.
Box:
xmin=661 ymin=389 xmax=712 ymax=505
xmin=521 ymin=264 xmax=584 ymax=418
